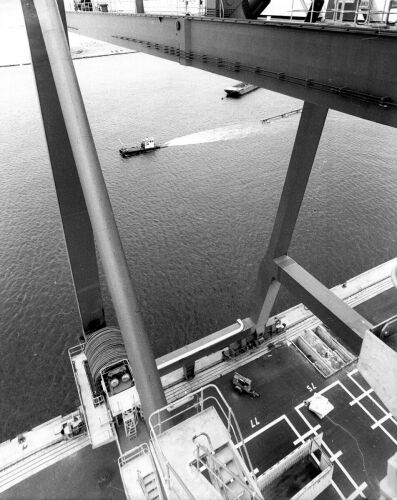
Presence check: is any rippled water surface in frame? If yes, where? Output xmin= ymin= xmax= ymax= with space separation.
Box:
xmin=1 ymin=51 xmax=396 ymax=441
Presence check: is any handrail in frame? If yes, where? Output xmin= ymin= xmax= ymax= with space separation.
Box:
xmin=150 ymin=432 xmax=194 ymax=500
xmin=149 ymin=385 xmax=255 ymax=480
xmin=167 ymin=460 xmax=195 ymax=500
xmin=194 ymin=441 xmax=260 ymax=499
xmin=326 ymin=4 xmax=395 ymax=25
xmin=137 ymin=469 xmax=146 ymax=494
xmin=197 ymin=393 xmax=255 ymax=477
xmin=119 ymin=442 xmax=165 ymax=500
xmin=68 ymin=352 xmax=92 ymax=445
xmin=118 ymin=442 xmax=150 ymax=467
xmin=68 ymin=343 xmax=85 ymax=357
xmin=93 ymin=394 xmax=104 ymax=407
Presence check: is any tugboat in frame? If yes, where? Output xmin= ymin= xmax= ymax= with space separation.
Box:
xmin=224 ymin=82 xmax=259 ymax=98
xmin=119 ymin=137 xmax=161 ymax=158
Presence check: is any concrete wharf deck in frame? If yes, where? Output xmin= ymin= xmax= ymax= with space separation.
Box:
xmin=1 ymin=262 xmax=396 ymax=499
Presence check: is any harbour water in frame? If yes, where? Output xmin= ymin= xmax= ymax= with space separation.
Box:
xmin=1 ymin=47 xmax=396 ymax=441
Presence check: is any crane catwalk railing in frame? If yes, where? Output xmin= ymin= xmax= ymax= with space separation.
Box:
xmin=69 ymin=0 xmax=397 ymax=23
xmin=149 ymin=385 xmax=255 ymax=480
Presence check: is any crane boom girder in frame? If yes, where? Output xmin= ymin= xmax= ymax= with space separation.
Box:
xmin=67 ymin=12 xmax=397 ymax=127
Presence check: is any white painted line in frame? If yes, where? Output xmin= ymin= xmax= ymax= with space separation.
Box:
xmin=318 ymin=380 xmax=340 ymax=396
xmin=349 ymin=368 xmax=359 ymax=376
xmin=295 ymin=387 xmax=365 ymax=499
xmin=310 ymin=447 xmax=344 ymax=499
xmin=295 ymin=380 xmax=339 ymax=413
xmin=329 ymin=450 xmax=343 ymax=462
xmin=347 ymin=373 xmax=397 ymax=444
xmin=348 ymin=371 xmax=390 ymax=416
xmin=284 ymin=416 xmax=303 ymax=440
xmin=338 ymin=380 xmax=397 ymax=459
xmin=378 ymin=424 xmax=397 ymax=446
xmin=331 ymin=480 xmax=347 ymax=500
xmin=322 ymin=440 xmax=363 ymax=492
xmin=237 ymin=414 xmax=286 ymax=447
xmin=293 ymin=425 xmax=321 ymax=445
xmin=346 ymin=482 xmax=368 ymax=499
xmin=349 ymin=389 xmax=373 ymax=406
xmin=338 ymin=381 xmax=377 ymax=424
xmin=371 ymin=413 xmax=393 ymax=429
xmin=338 ymin=380 xmax=355 ymax=399
xmin=294 ymin=403 xmax=318 ymax=430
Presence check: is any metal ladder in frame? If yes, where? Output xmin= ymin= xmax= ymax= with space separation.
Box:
xmin=192 ymin=434 xmax=259 ymax=500
xmin=123 ymin=408 xmax=138 ymax=439
xmin=137 ymin=469 xmax=161 ymax=500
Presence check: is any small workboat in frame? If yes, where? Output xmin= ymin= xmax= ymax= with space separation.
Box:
xmin=119 ymin=137 xmax=161 ymax=158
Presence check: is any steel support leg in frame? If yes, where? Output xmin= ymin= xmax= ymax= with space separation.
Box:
xmin=27 ymin=0 xmax=167 ymax=419
xmin=252 ymin=102 xmax=328 ymax=333
xmin=21 ymin=0 xmax=105 ymax=335
xmin=276 ymin=256 xmax=371 ymax=353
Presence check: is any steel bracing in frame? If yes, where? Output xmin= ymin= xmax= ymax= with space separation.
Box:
xmin=21 ymin=0 xmax=394 ymax=417
xmin=65 ymin=10 xmax=388 ymax=353
xmin=21 ymin=0 xmax=106 ymax=335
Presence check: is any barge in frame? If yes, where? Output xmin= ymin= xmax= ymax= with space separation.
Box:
xmin=224 ymin=82 xmax=259 ymax=97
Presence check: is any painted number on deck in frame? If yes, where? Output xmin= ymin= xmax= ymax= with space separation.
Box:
xmin=307 ymin=382 xmax=317 ymax=392
xmin=250 ymin=417 xmax=260 ymax=428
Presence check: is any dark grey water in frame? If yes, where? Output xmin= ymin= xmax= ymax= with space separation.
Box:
xmin=0 ymin=52 xmax=396 ymax=441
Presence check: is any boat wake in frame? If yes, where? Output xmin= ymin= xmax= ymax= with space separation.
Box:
xmin=164 ymin=122 xmax=265 ymax=147
xmin=163 ymin=108 xmax=302 ymax=148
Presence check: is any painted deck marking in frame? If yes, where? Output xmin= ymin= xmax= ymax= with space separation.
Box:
xmin=293 ymin=425 xmax=321 ymax=445
xmin=237 ymin=414 xmax=285 ymax=447
xmin=346 ymin=482 xmax=368 ymax=499
xmin=306 ymin=382 xmax=317 ymax=392
xmin=346 ymin=373 xmax=397 ymax=444
xmin=308 ymin=443 xmax=344 ymax=500
xmin=250 ymin=417 xmax=260 ymax=428
xmin=329 ymin=450 xmax=343 ymax=462
xmin=348 ymin=372 xmax=394 ymax=420
xmin=295 ymin=388 xmax=368 ymax=499
xmin=318 ymin=379 xmax=340 ymax=395
xmin=349 ymin=389 xmax=373 ymax=406
xmin=330 ymin=480 xmax=347 ymax=500
xmin=294 ymin=405 xmax=315 ymax=431
xmin=378 ymin=425 xmax=397 ymax=446
xmin=321 ymin=440 xmax=366 ymax=496
xmin=371 ymin=413 xmax=393 ymax=429
xmin=338 ymin=381 xmax=377 ymax=423
xmin=283 ymin=416 xmax=302 ymax=440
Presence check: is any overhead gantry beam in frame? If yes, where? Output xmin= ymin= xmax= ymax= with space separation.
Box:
xmin=66 ymin=12 xmax=397 ymax=127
